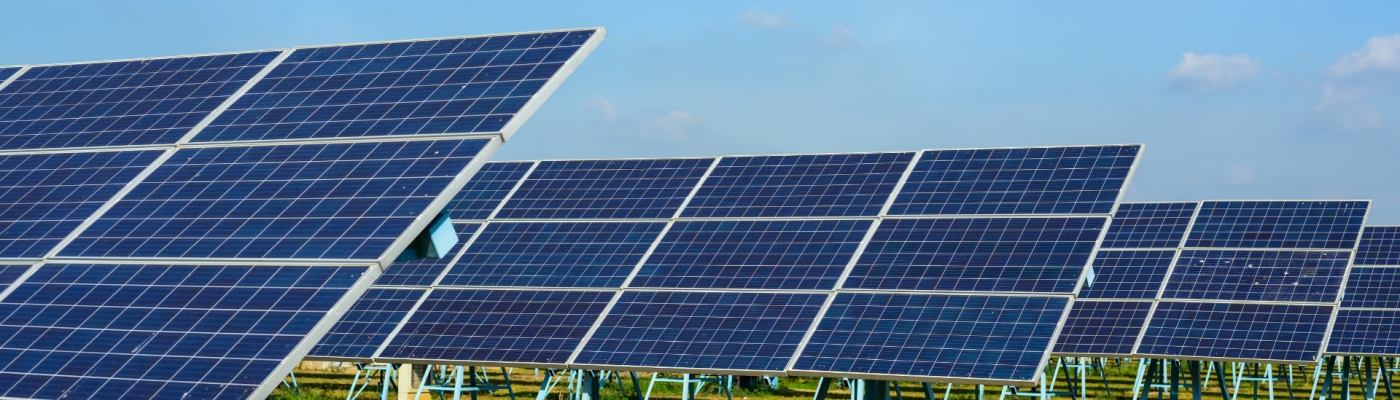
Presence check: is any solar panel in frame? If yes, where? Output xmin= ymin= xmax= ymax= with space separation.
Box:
xmin=439 ymin=221 xmax=667 ymax=288
xmin=572 ymin=291 xmax=825 ymax=373
xmin=0 ymin=262 xmax=364 ymax=399
xmin=0 ymin=27 xmax=607 ymax=399
xmin=790 ymin=293 xmax=1069 ymax=384
xmin=887 ymin=145 xmax=1140 ymax=216
xmin=1078 ymin=250 xmax=1174 ymax=299
xmin=443 ymin=161 xmax=535 ymax=221
xmin=1163 ymin=250 xmax=1350 ymax=303
xmin=494 ymin=158 xmax=714 ymax=219
xmin=628 ymin=219 xmax=872 ymax=290
xmin=1328 ymin=309 xmax=1400 ymax=356
xmin=1138 ymin=301 xmax=1333 ymax=363
xmin=1185 ymin=201 xmax=1368 ymax=249
xmin=679 ymin=152 xmax=913 ymax=218
xmin=1355 ymin=226 xmax=1400 ymax=266
xmin=1100 ymin=202 xmax=1197 ymax=249
xmin=0 ymin=52 xmax=280 ymax=150
xmin=192 ymin=30 xmax=599 ymax=143
xmin=1053 ymin=300 xmax=1152 ymax=356
xmin=842 ymin=217 xmax=1107 ymax=293
xmin=375 ymin=289 xmax=613 ymax=367
xmin=0 ymin=150 xmax=165 ymax=258
xmin=307 ymin=288 xmax=426 ymax=360
xmin=59 ymin=139 xmax=491 ymax=259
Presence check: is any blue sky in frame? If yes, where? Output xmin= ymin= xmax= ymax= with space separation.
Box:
xmin=4 ymin=1 xmax=1400 ymax=222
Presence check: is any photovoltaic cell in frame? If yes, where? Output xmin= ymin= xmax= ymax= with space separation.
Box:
xmin=792 ymin=293 xmax=1068 ymax=384
xmin=1162 ymin=250 xmax=1349 ymax=303
xmin=494 ymin=158 xmax=712 ymax=219
xmin=1100 ymin=202 xmax=1197 ymax=249
xmin=678 ymin=152 xmax=913 ymax=218
xmin=1053 ymin=301 xmax=1152 ymax=355
xmin=1328 ymin=309 xmax=1400 ymax=356
xmin=0 ymin=264 xmax=30 ymax=288
xmin=443 ymin=161 xmax=533 ymax=221
xmin=629 ymin=219 xmax=872 ymax=290
xmin=0 ymin=52 xmax=279 ymax=150
xmin=0 ymin=67 xmax=20 ymax=84
xmin=1185 ymin=201 xmax=1368 ymax=249
xmin=0 ymin=263 xmax=362 ymax=399
xmin=439 ymin=221 xmax=666 ymax=288
xmin=842 ymin=217 xmax=1106 ymax=293
xmin=1355 ymin=226 xmax=1400 ymax=266
xmin=193 ymin=30 xmax=597 ymax=142
xmin=308 ymin=288 xmax=425 ymax=360
xmin=0 ymin=150 xmax=164 ymax=258
xmin=373 ymin=224 xmax=480 ymax=286
xmin=376 ymin=289 xmax=611 ymax=366
xmin=573 ymin=291 xmax=825 ymax=373
xmin=1078 ymin=250 xmax=1175 ymax=299
xmin=59 ymin=138 xmax=490 ymax=259
xmin=1138 ymin=301 xmax=1332 ymax=363
xmin=1340 ymin=267 xmax=1400 ymax=309
xmin=887 ymin=145 xmax=1139 ymax=216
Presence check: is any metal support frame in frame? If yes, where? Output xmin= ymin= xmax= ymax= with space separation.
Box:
xmin=1002 ymin=357 xmax=1110 ymax=400
xmin=416 ymin=365 xmax=516 ymax=400
xmin=348 ymin=363 xmax=399 ymax=400
xmin=1311 ymin=357 xmax=1400 ymax=400
xmin=646 ymin=373 xmax=732 ymax=400
xmin=1131 ymin=359 xmax=1229 ymax=400
xmin=1230 ymin=362 xmax=1295 ymax=400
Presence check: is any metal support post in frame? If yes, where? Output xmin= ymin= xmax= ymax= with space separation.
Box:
xmin=814 ymin=377 xmax=833 ymax=400
xmin=922 ymin=383 xmax=936 ymax=400
xmin=1190 ymin=361 xmax=1204 ymax=400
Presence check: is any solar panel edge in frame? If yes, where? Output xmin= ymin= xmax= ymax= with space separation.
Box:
xmin=478 ymin=161 xmax=540 ymax=221
xmin=496 ymin=27 xmax=606 ymax=142
xmin=875 ymin=150 xmax=924 ymax=217
xmin=368 ymin=137 xmax=503 ymax=268
xmin=0 ymin=262 xmax=40 ymax=302
xmin=36 ymin=148 xmax=179 ymax=259
xmin=1050 ymin=299 xmax=1155 ymax=357
xmin=0 ymin=65 xmax=27 ymax=92
xmin=170 ymin=49 xmax=295 ymax=146
xmin=667 ymin=156 xmax=721 ymax=219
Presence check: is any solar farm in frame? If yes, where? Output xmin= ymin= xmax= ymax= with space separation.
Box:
xmin=0 ymin=28 xmax=1394 ymax=400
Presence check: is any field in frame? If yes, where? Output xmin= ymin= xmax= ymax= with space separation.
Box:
xmin=268 ymin=359 xmax=1392 ymax=400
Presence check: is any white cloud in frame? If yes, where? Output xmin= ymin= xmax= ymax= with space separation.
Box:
xmin=641 ymin=111 xmax=705 ymax=141
xmin=1226 ymin=164 xmax=1256 ymax=184
xmin=586 ymin=95 xmax=617 ymax=121
xmin=821 ymin=24 xmax=857 ymax=50
xmin=1329 ymin=34 xmax=1400 ymax=77
xmin=739 ymin=6 xmax=793 ymax=29
xmin=1314 ymin=84 xmax=1384 ymax=130
xmin=1167 ymin=52 xmax=1262 ymax=90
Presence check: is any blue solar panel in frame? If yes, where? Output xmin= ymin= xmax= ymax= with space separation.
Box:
xmin=0 ymin=150 xmax=164 ymax=258
xmin=1078 ymin=250 xmax=1175 ymax=299
xmin=843 ymin=217 xmax=1106 ymax=293
xmin=439 ymin=221 xmax=666 ymax=288
xmin=1185 ymin=201 xmax=1368 ymax=249
xmin=192 ymin=30 xmax=598 ymax=143
xmin=309 ymin=288 xmax=425 ymax=360
xmin=1341 ymin=267 xmax=1400 ymax=309
xmin=0 ymin=52 xmax=279 ymax=150
xmin=1101 ymin=202 xmax=1197 ymax=249
xmin=629 ymin=219 xmax=872 ymax=290
xmin=1328 ymin=309 xmax=1400 ymax=356
xmin=1053 ymin=300 xmax=1152 ymax=355
xmin=573 ymin=291 xmax=825 ymax=373
xmin=1356 ymin=226 xmax=1400 ymax=266
xmin=1138 ymin=301 xmax=1331 ymax=362
xmin=374 ymin=223 xmax=480 ymax=286
xmin=887 ymin=145 xmax=1139 ymax=216
xmin=58 ymin=138 xmax=490 ymax=259
xmin=792 ymin=293 xmax=1068 ymax=384
xmin=678 ymin=152 xmax=913 ymax=218
xmin=444 ymin=161 xmax=534 ymax=220
xmin=376 ymin=289 xmax=611 ymax=365
xmin=0 ymin=67 xmax=20 ymax=84
xmin=1163 ymin=250 xmax=1349 ymax=303
xmin=0 ymin=264 xmax=30 ymax=288
xmin=0 ymin=263 xmax=361 ymax=399
xmin=494 ymin=158 xmax=713 ymax=219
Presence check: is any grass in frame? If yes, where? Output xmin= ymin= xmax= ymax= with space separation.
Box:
xmin=269 ymin=359 xmax=1392 ymax=400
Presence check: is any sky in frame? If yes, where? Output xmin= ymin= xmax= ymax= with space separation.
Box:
xmin=3 ymin=1 xmax=1400 ymax=222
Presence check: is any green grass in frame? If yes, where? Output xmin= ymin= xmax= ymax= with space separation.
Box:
xmin=268 ymin=360 xmax=1391 ymax=400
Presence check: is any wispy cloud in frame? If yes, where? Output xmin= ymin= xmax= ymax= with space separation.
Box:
xmin=1314 ymin=84 xmax=1384 ymax=130
xmin=739 ymin=6 xmax=794 ymax=29
xmin=586 ymin=95 xmax=618 ymax=121
xmin=821 ymin=24 xmax=857 ymax=50
xmin=1329 ymin=33 xmax=1400 ymax=77
xmin=1167 ymin=52 xmax=1262 ymax=90
xmin=641 ymin=111 xmax=705 ymax=141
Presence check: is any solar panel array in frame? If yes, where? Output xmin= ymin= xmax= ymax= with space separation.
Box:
xmin=0 ymin=28 xmax=605 ymax=400
xmin=1133 ymin=201 xmax=1369 ymax=364
xmin=1054 ymin=202 xmax=1197 ymax=357
xmin=1329 ymin=226 xmax=1400 ymax=356
xmin=313 ymin=144 xmax=1143 ymax=385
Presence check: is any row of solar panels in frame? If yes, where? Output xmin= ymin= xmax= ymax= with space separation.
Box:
xmin=0 ymin=29 xmax=610 ymax=400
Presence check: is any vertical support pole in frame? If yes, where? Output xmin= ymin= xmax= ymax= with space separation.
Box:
xmin=1327 ymin=357 xmax=1338 ymax=400
xmin=470 ymin=366 xmax=479 ymax=400
xmin=455 ymin=366 xmax=465 ymax=400
xmin=1217 ymin=362 xmax=1234 ymax=400
xmin=922 ymin=383 xmax=936 ymax=400
xmin=1369 ymin=358 xmax=1377 ymax=400
xmin=861 ymin=381 xmax=890 ymax=400
xmin=399 ymin=364 xmax=413 ymax=400
xmin=631 ymin=372 xmax=644 ymax=400
xmin=813 ymin=377 xmax=833 ymax=400
xmin=1190 ymin=361 xmax=1203 ymax=400
xmin=582 ymin=371 xmax=602 ymax=400
xmin=1346 ymin=358 xmax=1354 ymax=400
xmin=1171 ymin=360 xmax=1181 ymax=400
